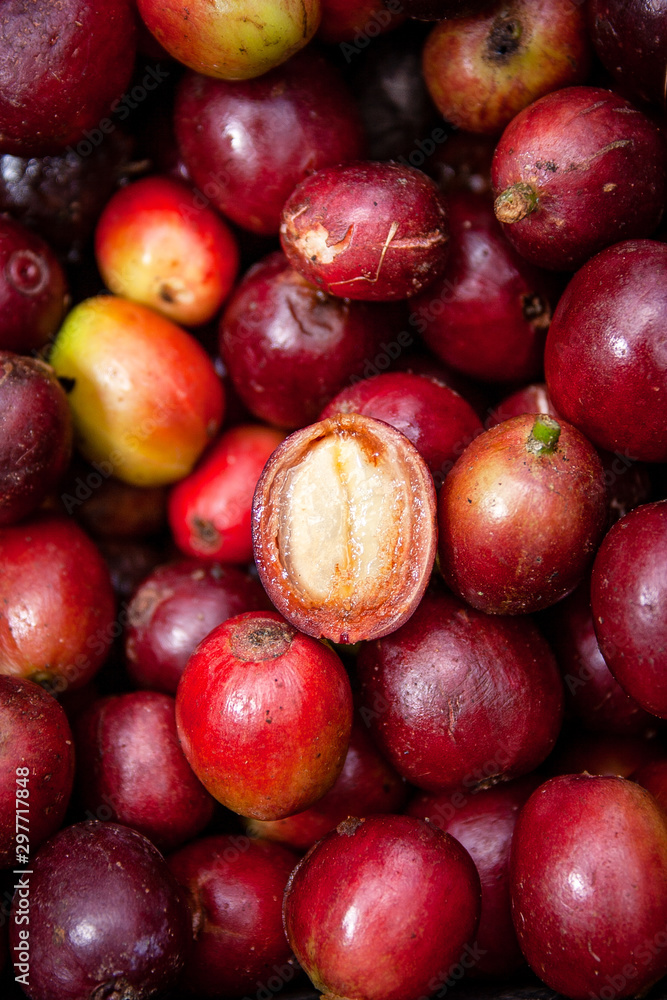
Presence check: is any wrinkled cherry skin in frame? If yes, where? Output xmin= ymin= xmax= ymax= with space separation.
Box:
xmin=283 ymin=814 xmax=481 ymax=1000
xmin=219 ymin=251 xmax=403 ymax=429
xmin=73 ymin=691 xmax=215 ymax=851
xmin=0 ymin=216 xmax=69 ymax=352
xmin=587 ymin=0 xmax=667 ymax=110
xmin=0 ymin=0 xmax=137 ymax=156
xmin=0 ymin=676 xmax=74 ymax=868
xmin=545 ymin=240 xmax=667 ymax=463
xmin=591 ymin=501 xmax=667 ymax=717
xmin=408 ymin=776 xmax=541 ymax=977
xmin=320 ymin=371 xmax=482 ymax=486
xmin=175 ymin=611 xmax=353 ymax=820
xmin=168 ymin=423 xmax=285 ymax=564
xmin=9 ymin=821 xmax=192 ymax=1000
xmin=174 ymin=48 xmax=365 ymax=236
xmin=125 ymin=559 xmax=271 ymax=694
xmin=0 ymin=514 xmax=116 ymax=694
xmin=409 ymin=191 xmax=555 ymax=382
xmin=280 ymin=161 xmax=450 ymax=301
xmin=244 ymin=719 xmax=408 ymax=850
xmin=0 ymin=352 xmax=72 ymax=526
xmin=545 ymin=580 xmax=656 ymax=736
xmin=510 ymin=774 xmax=667 ymax=999
xmin=168 ymin=835 xmax=300 ymax=998
xmin=357 ymin=587 xmax=563 ymax=792
xmin=492 ymin=87 xmax=667 ymax=271
xmin=438 ymin=414 xmax=607 ymax=615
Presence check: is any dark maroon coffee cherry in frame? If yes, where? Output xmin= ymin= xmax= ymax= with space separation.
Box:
xmin=409 ymin=190 xmax=556 ymax=382
xmin=0 ymin=0 xmax=137 ymax=156
xmin=357 ymin=586 xmax=563 ymax=791
xmin=125 ymin=558 xmax=271 ymax=694
xmin=219 ymin=251 xmax=405 ymax=429
xmin=0 ymin=352 xmax=72 ymax=526
xmin=545 ymin=240 xmax=667 ymax=463
xmin=545 ymin=580 xmax=657 ymax=736
xmin=0 ymin=676 xmax=74 ymax=868
xmin=0 ymin=130 xmax=135 ymax=262
xmin=587 ymin=0 xmax=667 ymax=110
xmin=168 ymin=835 xmax=300 ymax=998
xmin=511 ymin=774 xmax=667 ymax=999
xmin=492 ymin=87 xmax=666 ymax=271
xmin=591 ymin=500 xmax=667 ymax=718
xmin=174 ymin=47 xmax=365 ymax=236
xmin=73 ymin=691 xmax=215 ymax=851
xmin=9 ymin=821 xmax=192 ymax=1000
xmin=408 ymin=775 xmax=540 ymax=977
xmin=280 ymin=161 xmax=450 ymax=301
xmin=0 ymin=217 xmax=68 ymax=353
xmin=283 ymin=814 xmax=481 ymax=1000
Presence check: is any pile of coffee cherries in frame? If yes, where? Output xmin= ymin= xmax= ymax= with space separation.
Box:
xmin=0 ymin=1 xmax=666 ymax=999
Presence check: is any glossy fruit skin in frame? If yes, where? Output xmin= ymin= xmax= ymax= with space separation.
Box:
xmin=438 ymin=414 xmax=607 ymax=615
xmin=0 ymin=0 xmax=137 ymax=156
xmin=0 ymin=676 xmax=74 ymax=868
xmin=168 ymin=835 xmax=299 ymax=998
xmin=320 ymin=371 xmax=482 ymax=486
xmin=423 ymin=0 xmax=590 ymax=135
xmin=49 ymin=295 xmax=225 ymax=487
xmin=168 ymin=424 xmax=285 ymax=564
xmin=73 ymin=691 xmax=215 ymax=851
xmin=280 ymin=161 xmax=450 ymax=300
xmin=219 ymin=252 xmax=402 ymax=429
xmin=175 ymin=610 xmax=353 ymax=820
xmin=591 ymin=501 xmax=667 ymax=718
xmin=0 ymin=514 xmax=116 ymax=693
xmin=510 ymin=774 xmax=667 ymax=999
xmin=587 ymin=0 xmax=667 ymax=110
xmin=0 ymin=216 xmax=69 ymax=352
xmin=491 ymin=87 xmax=667 ymax=271
xmin=125 ymin=559 xmax=271 ymax=694
xmin=94 ymin=175 xmax=239 ymax=327
xmin=408 ymin=191 xmax=555 ymax=382
xmin=283 ymin=814 xmax=481 ymax=1000
xmin=137 ymin=0 xmax=321 ymax=80
xmin=245 ymin=719 xmax=408 ymax=850
xmin=252 ymin=413 xmax=437 ymax=644
xmin=546 ymin=580 xmax=656 ymax=736
xmin=408 ymin=776 xmax=541 ymax=977
xmin=545 ymin=240 xmax=667 ymax=463
xmin=0 ymin=352 xmax=72 ymax=526
xmin=9 ymin=820 xmax=191 ymax=1000
xmin=174 ymin=48 xmax=365 ymax=236
xmin=357 ymin=587 xmax=563 ymax=792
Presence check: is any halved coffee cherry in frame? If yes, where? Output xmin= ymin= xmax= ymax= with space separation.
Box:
xmin=252 ymin=413 xmax=437 ymax=644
